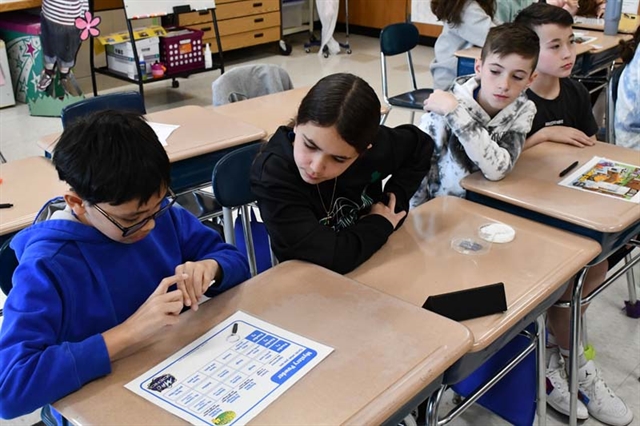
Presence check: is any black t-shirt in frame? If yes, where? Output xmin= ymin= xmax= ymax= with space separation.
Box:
xmin=526 ymin=78 xmax=599 ymax=138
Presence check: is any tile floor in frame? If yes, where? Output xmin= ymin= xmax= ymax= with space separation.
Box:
xmin=0 ymin=32 xmax=638 ymax=426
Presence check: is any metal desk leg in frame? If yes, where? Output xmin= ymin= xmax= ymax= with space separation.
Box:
xmin=569 ymin=266 xmax=590 ymax=426
xmin=625 ymin=252 xmax=639 ymax=318
xmin=536 ymin=315 xmax=547 ymax=426
xmin=426 ymin=385 xmax=446 ymax=426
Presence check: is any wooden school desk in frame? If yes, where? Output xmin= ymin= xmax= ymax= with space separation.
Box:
xmin=347 ymin=196 xmax=601 ymax=425
xmin=210 ymin=87 xmax=392 ymax=137
xmin=211 ymin=87 xmax=311 ymax=137
xmin=0 ymin=157 xmax=68 ymax=241
xmin=52 ymin=261 xmax=473 ymax=426
xmin=36 ymin=105 xmax=266 ymax=193
xmin=462 ymin=142 xmax=640 ymax=262
xmin=461 ymin=141 xmax=640 ymax=426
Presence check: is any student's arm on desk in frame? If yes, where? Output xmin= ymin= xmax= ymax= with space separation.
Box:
xmin=251 ymin=157 xmax=395 ymax=274
xmin=103 ymin=273 xmax=186 ymax=362
xmin=524 ymin=126 xmax=596 ymax=150
xmin=173 ymin=207 xmax=251 ymax=298
xmin=378 ymin=125 xmax=434 ymax=216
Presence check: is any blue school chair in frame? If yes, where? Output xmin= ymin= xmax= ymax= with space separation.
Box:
xmin=59 ymin=91 xmax=221 ymax=224
xmin=606 ymin=63 xmax=625 ymax=144
xmin=0 ymin=237 xmax=18 ymax=300
xmin=212 ymin=143 xmax=273 ymax=277
xmin=60 ymin=91 xmax=146 ymax=129
xmin=379 ymin=22 xmax=433 ymax=125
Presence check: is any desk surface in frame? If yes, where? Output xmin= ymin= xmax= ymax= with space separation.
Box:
xmin=461 ymin=142 xmax=640 ymax=233
xmin=573 ymin=14 xmax=640 ymax=34
xmin=0 ymin=0 xmax=40 ymax=12
xmin=0 ymin=156 xmax=68 ymax=236
xmin=37 ymin=105 xmax=266 ymax=162
xmin=211 ymin=87 xmax=310 ymax=137
xmin=347 ymin=196 xmax=601 ymax=353
xmin=455 ymin=29 xmax=629 ymax=60
xmin=210 ymin=87 xmax=391 ymax=137
xmin=53 ymin=261 xmax=472 ymax=426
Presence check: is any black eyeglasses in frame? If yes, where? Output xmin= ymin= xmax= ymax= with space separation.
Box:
xmin=92 ymin=189 xmax=177 ymax=237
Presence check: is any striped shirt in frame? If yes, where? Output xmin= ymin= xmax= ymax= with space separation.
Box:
xmin=42 ymin=0 xmax=89 ymax=26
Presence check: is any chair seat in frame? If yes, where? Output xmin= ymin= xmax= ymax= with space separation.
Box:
xmin=388 ymin=88 xmax=433 ymax=110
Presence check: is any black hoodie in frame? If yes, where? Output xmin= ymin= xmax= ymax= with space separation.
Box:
xmin=250 ymin=125 xmax=433 ymax=274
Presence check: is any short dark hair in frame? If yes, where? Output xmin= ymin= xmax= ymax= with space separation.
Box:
xmin=480 ymin=23 xmax=540 ymax=71
xmin=53 ymin=110 xmax=170 ymax=206
xmin=514 ymin=3 xmax=574 ymax=30
xmin=296 ymin=73 xmax=380 ymax=153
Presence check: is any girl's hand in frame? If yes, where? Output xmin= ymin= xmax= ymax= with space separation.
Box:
xmin=369 ymin=193 xmax=407 ymax=229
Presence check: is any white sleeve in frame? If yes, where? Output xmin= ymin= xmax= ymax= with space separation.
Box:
xmin=444 ymin=100 xmax=536 ymax=181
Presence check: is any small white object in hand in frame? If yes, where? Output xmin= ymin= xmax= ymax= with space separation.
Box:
xmin=478 ymin=223 xmax=516 ymax=243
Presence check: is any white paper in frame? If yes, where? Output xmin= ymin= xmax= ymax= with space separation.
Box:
xmin=558 ymin=156 xmax=640 ymax=203
xmin=411 ymin=0 xmax=442 ymax=25
xmin=125 ymin=311 xmax=334 ymax=426
xmin=622 ymin=0 xmax=639 ymax=14
xmin=147 ymin=122 xmax=180 ymax=146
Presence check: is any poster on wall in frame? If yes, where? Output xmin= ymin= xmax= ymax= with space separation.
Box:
xmin=411 ymin=0 xmax=442 ymax=26
xmin=622 ymin=0 xmax=639 ymax=14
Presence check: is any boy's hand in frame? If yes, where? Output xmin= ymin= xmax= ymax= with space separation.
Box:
xmin=368 ymin=192 xmax=407 ymax=229
xmin=175 ymin=259 xmax=219 ymax=311
xmin=103 ymin=274 xmax=185 ymax=360
xmin=541 ymin=126 xmax=596 ymax=147
xmin=423 ymin=90 xmax=459 ymax=116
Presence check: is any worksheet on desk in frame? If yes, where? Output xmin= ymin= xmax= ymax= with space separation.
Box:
xmin=558 ymin=156 xmax=640 ymax=203
xmin=125 ymin=311 xmax=333 ymax=426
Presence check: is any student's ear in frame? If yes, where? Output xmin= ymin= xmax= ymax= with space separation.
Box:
xmin=526 ymin=71 xmax=538 ymax=88
xmin=63 ymin=191 xmax=87 ymax=217
xmin=367 ymin=143 xmax=372 ymax=150
xmin=474 ymin=58 xmax=483 ymax=75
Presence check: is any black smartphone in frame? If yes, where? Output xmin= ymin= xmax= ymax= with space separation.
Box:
xmin=422 ymin=282 xmax=507 ymax=321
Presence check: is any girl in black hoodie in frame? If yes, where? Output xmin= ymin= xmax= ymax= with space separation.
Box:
xmin=250 ymin=73 xmax=434 ymax=274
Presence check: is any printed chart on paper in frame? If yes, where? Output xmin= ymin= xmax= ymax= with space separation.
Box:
xmin=126 ymin=311 xmax=334 ymax=425
xmin=558 ymin=156 xmax=640 ymax=203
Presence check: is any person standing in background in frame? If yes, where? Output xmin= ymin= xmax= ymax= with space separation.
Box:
xmin=429 ymin=0 xmax=495 ymax=90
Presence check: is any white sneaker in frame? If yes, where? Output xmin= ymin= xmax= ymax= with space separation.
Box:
xmin=578 ymin=360 xmax=634 ymax=426
xmin=546 ymin=352 xmax=589 ymax=419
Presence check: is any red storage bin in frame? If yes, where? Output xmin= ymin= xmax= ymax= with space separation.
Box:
xmin=160 ymin=28 xmax=204 ymax=75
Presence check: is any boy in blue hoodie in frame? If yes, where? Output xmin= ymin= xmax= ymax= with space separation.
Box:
xmin=0 ymin=111 xmax=250 ymax=421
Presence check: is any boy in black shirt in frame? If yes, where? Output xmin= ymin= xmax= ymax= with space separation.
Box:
xmin=516 ymin=5 xmax=633 ymax=426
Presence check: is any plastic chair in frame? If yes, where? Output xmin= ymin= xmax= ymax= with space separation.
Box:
xmin=60 ymin=91 xmax=146 ymax=129
xmin=0 ymin=237 xmax=18 ymax=302
xmin=211 ymin=64 xmax=293 ymax=106
xmin=606 ymin=64 xmax=625 ymax=144
xmin=212 ymin=143 xmax=266 ymax=277
xmin=379 ymin=23 xmax=433 ymax=125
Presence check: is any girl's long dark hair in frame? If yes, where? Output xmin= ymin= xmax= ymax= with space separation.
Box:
xmin=295 ymin=73 xmax=380 ymax=153
xmin=431 ymin=0 xmax=495 ymax=26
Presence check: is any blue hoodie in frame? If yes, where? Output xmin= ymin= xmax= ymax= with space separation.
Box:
xmin=0 ymin=201 xmax=250 ymax=419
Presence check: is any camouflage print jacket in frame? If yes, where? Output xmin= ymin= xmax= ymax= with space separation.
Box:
xmin=410 ymin=75 xmax=536 ymax=208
